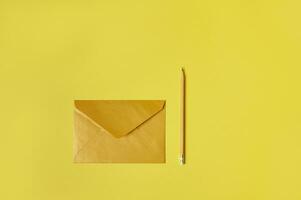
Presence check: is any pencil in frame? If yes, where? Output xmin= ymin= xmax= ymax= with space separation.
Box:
xmin=180 ymin=67 xmax=185 ymax=165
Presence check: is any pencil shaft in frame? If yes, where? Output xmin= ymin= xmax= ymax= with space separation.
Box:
xmin=180 ymin=68 xmax=185 ymax=164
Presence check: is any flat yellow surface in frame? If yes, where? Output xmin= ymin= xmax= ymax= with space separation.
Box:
xmin=1 ymin=1 xmax=301 ymax=199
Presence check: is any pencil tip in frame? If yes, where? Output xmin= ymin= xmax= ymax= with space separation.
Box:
xmin=179 ymin=155 xmax=185 ymax=165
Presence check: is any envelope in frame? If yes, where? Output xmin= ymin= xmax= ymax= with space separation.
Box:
xmin=73 ymin=100 xmax=166 ymax=163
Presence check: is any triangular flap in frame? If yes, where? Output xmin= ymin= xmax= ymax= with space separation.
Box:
xmin=74 ymin=100 xmax=165 ymax=138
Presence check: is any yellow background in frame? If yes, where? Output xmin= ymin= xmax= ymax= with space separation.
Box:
xmin=1 ymin=1 xmax=301 ymax=199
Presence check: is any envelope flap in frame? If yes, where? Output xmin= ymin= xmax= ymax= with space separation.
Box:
xmin=74 ymin=100 xmax=165 ymax=138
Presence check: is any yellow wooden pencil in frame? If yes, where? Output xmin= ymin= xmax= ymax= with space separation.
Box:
xmin=180 ymin=67 xmax=186 ymax=165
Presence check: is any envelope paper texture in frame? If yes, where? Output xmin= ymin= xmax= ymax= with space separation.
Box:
xmin=73 ymin=100 xmax=166 ymax=163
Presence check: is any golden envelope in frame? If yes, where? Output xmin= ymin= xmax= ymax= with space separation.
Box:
xmin=73 ymin=100 xmax=166 ymax=163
